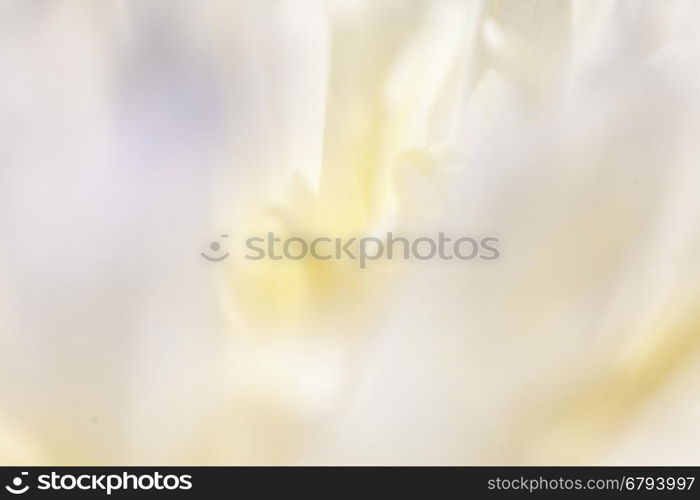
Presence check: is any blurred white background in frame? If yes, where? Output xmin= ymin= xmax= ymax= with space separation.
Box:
xmin=1 ymin=0 xmax=700 ymax=465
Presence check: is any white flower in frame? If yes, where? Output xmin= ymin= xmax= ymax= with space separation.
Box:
xmin=2 ymin=0 xmax=700 ymax=465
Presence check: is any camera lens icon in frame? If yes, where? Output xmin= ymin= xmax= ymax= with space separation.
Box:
xmin=5 ymin=472 xmax=29 ymax=495
xmin=201 ymin=234 xmax=230 ymax=262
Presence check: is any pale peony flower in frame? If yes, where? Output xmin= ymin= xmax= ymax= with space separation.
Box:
xmin=1 ymin=0 xmax=700 ymax=465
